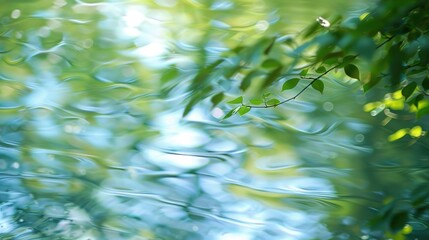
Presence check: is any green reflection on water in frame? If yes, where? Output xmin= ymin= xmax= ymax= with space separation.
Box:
xmin=1 ymin=0 xmax=428 ymax=240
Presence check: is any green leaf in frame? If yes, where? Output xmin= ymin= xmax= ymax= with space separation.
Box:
xmin=250 ymin=98 xmax=263 ymax=105
xmin=422 ymin=77 xmax=429 ymax=91
xmin=264 ymin=36 xmax=277 ymax=55
xmin=222 ymin=107 xmax=239 ymax=120
xmin=311 ymin=80 xmax=324 ymax=94
xmin=388 ymin=128 xmax=408 ymax=142
xmin=266 ymin=98 xmax=280 ymax=106
xmin=210 ymin=92 xmax=224 ymax=108
xmin=238 ymin=106 xmax=251 ymax=116
xmin=261 ymin=59 xmax=281 ymax=69
xmin=389 ymin=211 xmax=409 ymax=233
xmin=315 ymin=66 xmax=326 ymax=73
xmin=300 ymin=69 xmax=308 ymax=77
xmin=282 ymin=78 xmax=300 ymax=91
xmin=401 ymin=82 xmax=417 ymax=99
xmin=262 ymin=66 xmax=283 ymax=89
xmin=240 ymin=70 xmax=260 ymax=91
xmin=343 ymin=55 xmax=356 ymax=63
xmin=228 ymin=96 xmax=243 ymax=104
xmin=263 ymin=92 xmax=271 ymax=99
xmin=344 ymin=64 xmax=360 ymax=80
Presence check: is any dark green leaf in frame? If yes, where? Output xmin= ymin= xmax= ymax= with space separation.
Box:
xmin=300 ymin=69 xmax=308 ymax=77
xmin=343 ymin=55 xmax=356 ymax=63
xmin=240 ymin=70 xmax=261 ymax=91
xmin=250 ymin=98 xmax=263 ymax=105
xmin=422 ymin=77 xmax=429 ymax=91
xmin=266 ymin=98 xmax=280 ymax=106
xmin=315 ymin=66 xmax=326 ymax=73
xmin=262 ymin=66 xmax=283 ymax=89
xmin=388 ymin=43 xmax=403 ymax=87
xmin=282 ymin=78 xmax=300 ymax=91
xmin=227 ymin=96 xmax=243 ymax=104
xmin=411 ymin=94 xmax=424 ymax=107
xmin=264 ymin=37 xmax=277 ymax=55
xmin=238 ymin=106 xmax=251 ymax=116
xmin=401 ymin=82 xmax=417 ymax=99
xmin=312 ymin=80 xmax=324 ymax=94
xmin=210 ymin=92 xmax=224 ymax=108
xmin=344 ymin=64 xmax=360 ymax=80
xmin=389 ymin=211 xmax=408 ymax=232
xmin=261 ymin=59 xmax=281 ymax=69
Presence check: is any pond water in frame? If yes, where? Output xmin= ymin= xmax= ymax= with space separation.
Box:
xmin=1 ymin=0 xmax=429 ymax=239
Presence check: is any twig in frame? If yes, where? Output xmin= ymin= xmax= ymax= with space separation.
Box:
xmin=242 ymin=36 xmax=395 ymax=109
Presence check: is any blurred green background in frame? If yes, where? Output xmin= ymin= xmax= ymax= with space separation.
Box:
xmin=1 ymin=0 xmax=428 ymax=239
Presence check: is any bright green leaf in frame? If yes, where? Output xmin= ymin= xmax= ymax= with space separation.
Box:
xmin=389 ymin=211 xmax=409 ymax=233
xmin=210 ymin=92 xmax=224 ymax=108
xmin=311 ymin=80 xmax=324 ymax=94
xmin=401 ymin=82 xmax=417 ymax=99
xmin=409 ymin=125 xmax=422 ymax=138
xmin=282 ymin=78 xmax=300 ymax=91
xmin=300 ymin=69 xmax=308 ymax=77
xmin=228 ymin=96 xmax=243 ymax=104
xmin=344 ymin=64 xmax=360 ymax=80
xmin=222 ymin=107 xmax=239 ymax=120
xmin=263 ymin=92 xmax=271 ymax=98
xmin=261 ymin=59 xmax=281 ymax=69
xmin=266 ymin=98 xmax=280 ymax=106
xmin=250 ymin=98 xmax=263 ymax=105
xmin=388 ymin=128 xmax=408 ymax=142
xmin=238 ymin=106 xmax=251 ymax=116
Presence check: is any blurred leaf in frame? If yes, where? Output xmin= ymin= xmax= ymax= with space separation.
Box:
xmin=262 ymin=66 xmax=283 ymax=89
xmin=401 ymin=82 xmax=417 ymax=99
xmin=266 ymin=98 xmax=280 ymax=106
xmin=238 ymin=106 xmax=251 ymax=116
xmin=389 ymin=211 xmax=409 ymax=233
xmin=311 ymin=80 xmax=324 ymax=94
xmin=210 ymin=92 xmax=224 ymax=108
xmin=388 ymin=43 xmax=403 ymax=87
xmin=250 ymin=98 xmax=263 ymax=105
xmin=344 ymin=64 xmax=360 ymax=80
xmin=422 ymin=77 xmax=429 ymax=91
xmin=228 ymin=96 xmax=243 ymax=104
xmin=263 ymin=92 xmax=271 ymax=98
xmin=264 ymin=37 xmax=277 ymax=55
xmin=388 ymin=128 xmax=408 ymax=142
xmin=282 ymin=78 xmax=300 ymax=91
xmin=363 ymin=76 xmax=382 ymax=92
xmin=300 ymin=69 xmax=308 ymax=77
xmin=409 ymin=126 xmax=422 ymax=138
xmin=262 ymin=59 xmax=281 ymax=69
xmin=240 ymin=70 xmax=261 ymax=91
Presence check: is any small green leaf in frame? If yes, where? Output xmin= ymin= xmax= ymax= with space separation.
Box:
xmin=250 ymin=98 xmax=263 ymax=105
xmin=388 ymin=128 xmax=408 ymax=142
xmin=401 ymin=82 xmax=417 ymax=99
xmin=315 ymin=66 xmax=326 ymax=73
xmin=238 ymin=106 xmax=251 ymax=116
xmin=300 ymin=69 xmax=308 ymax=77
xmin=261 ymin=59 xmax=281 ymax=69
xmin=223 ymin=107 xmax=239 ymax=120
xmin=228 ymin=96 xmax=243 ymax=104
xmin=343 ymin=55 xmax=356 ymax=63
xmin=210 ymin=92 xmax=224 ymax=108
xmin=266 ymin=98 xmax=280 ymax=106
xmin=409 ymin=125 xmax=423 ymax=138
xmin=389 ymin=211 xmax=409 ymax=233
xmin=240 ymin=70 xmax=261 ymax=91
xmin=282 ymin=78 xmax=300 ymax=91
xmin=311 ymin=80 xmax=324 ymax=94
xmin=263 ymin=92 xmax=271 ymax=98
xmin=422 ymin=77 xmax=429 ymax=91
xmin=344 ymin=64 xmax=360 ymax=80
xmin=264 ymin=37 xmax=277 ymax=55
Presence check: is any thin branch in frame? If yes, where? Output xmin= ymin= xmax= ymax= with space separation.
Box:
xmin=242 ymin=36 xmax=395 ymax=109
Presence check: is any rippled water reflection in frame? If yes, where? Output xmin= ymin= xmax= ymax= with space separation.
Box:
xmin=1 ymin=0 xmax=428 ymax=239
